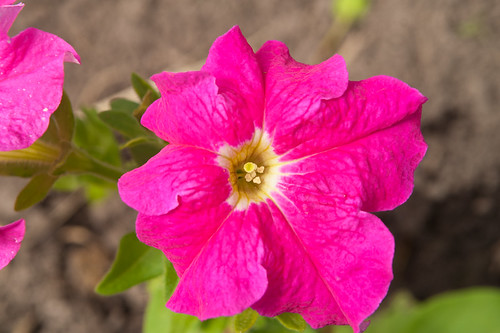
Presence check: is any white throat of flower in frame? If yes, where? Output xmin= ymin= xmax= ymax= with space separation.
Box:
xmin=217 ymin=129 xmax=280 ymax=210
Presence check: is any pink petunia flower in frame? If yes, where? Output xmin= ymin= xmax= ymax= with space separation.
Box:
xmin=118 ymin=26 xmax=427 ymax=332
xmin=0 ymin=219 xmax=25 ymax=270
xmin=0 ymin=1 xmax=79 ymax=151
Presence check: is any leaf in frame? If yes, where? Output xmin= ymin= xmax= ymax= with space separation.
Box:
xmin=51 ymin=91 xmax=75 ymax=142
xmin=131 ymin=72 xmax=160 ymax=100
xmin=98 ymin=110 xmax=149 ymax=138
xmin=403 ymin=287 xmax=500 ymax=333
xmin=95 ymin=232 xmax=165 ymax=295
xmin=0 ymin=141 xmax=56 ymax=177
xmin=124 ymin=137 xmax=165 ymax=166
xmin=276 ymin=313 xmax=307 ymax=332
xmin=144 ymin=276 xmax=199 ymax=333
xmin=133 ymin=89 xmax=160 ymax=122
xmin=332 ymin=0 xmax=370 ymax=24
xmin=235 ymin=308 xmax=259 ymax=333
xmin=164 ymin=259 xmax=179 ymax=302
xmin=15 ymin=173 xmax=58 ymax=210
xmin=74 ymin=108 xmax=121 ymax=167
xmin=110 ymin=98 xmax=140 ymax=114
xmin=361 ymin=291 xmax=416 ymax=333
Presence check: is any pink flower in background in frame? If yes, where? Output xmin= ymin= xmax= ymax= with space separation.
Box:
xmin=0 ymin=1 xmax=79 ymax=151
xmin=0 ymin=219 xmax=25 ymax=270
xmin=118 ymin=26 xmax=427 ymax=332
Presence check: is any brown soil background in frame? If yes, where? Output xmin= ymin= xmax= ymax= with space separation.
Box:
xmin=1 ymin=0 xmax=499 ymax=332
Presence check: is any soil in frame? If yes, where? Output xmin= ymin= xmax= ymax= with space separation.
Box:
xmin=1 ymin=0 xmax=499 ymax=332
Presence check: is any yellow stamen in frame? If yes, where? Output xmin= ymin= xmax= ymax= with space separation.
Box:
xmin=243 ymin=162 xmax=257 ymax=173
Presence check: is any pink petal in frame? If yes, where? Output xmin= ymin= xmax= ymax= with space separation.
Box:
xmin=142 ymin=27 xmax=264 ymax=151
xmin=118 ymin=144 xmax=232 ymax=216
xmin=137 ymin=204 xmax=267 ymax=319
xmin=0 ymin=219 xmax=25 ymax=270
xmin=0 ymin=3 xmax=23 ymax=37
xmin=268 ymin=75 xmax=426 ymax=160
xmin=0 ymin=27 xmax=80 ymax=151
xmin=279 ymin=110 xmax=426 ymax=212
xmin=251 ymin=197 xmax=393 ymax=332
xmin=202 ymin=26 xmax=264 ymax=128
xmin=256 ymin=41 xmax=348 ymax=157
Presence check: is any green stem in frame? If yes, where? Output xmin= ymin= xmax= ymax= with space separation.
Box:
xmin=56 ymin=146 xmax=125 ymax=182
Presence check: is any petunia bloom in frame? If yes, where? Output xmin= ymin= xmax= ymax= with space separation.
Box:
xmin=0 ymin=219 xmax=25 ymax=270
xmin=0 ymin=1 xmax=79 ymax=151
xmin=118 ymin=26 xmax=427 ymax=332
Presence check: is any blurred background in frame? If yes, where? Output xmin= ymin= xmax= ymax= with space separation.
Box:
xmin=1 ymin=0 xmax=499 ymax=332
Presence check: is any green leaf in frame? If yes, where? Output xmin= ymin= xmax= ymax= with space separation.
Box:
xmin=131 ymin=72 xmax=160 ymax=100
xmin=332 ymin=0 xmax=370 ymax=24
xmin=164 ymin=259 xmax=179 ymax=302
xmin=98 ymin=110 xmax=149 ymax=138
xmin=276 ymin=313 xmax=307 ymax=332
xmin=74 ymin=108 xmax=121 ymax=167
xmin=144 ymin=276 xmax=199 ymax=333
xmin=235 ymin=308 xmax=259 ymax=333
xmin=361 ymin=291 xmax=416 ymax=333
xmin=0 ymin=141 xmax=56 ymax=177
xmin=110 ymin=98 xmax=140 ymax=114
xmin=15 ymin=173 xmax=58 ymax=210
xmin=95 ymin=232 xmax=165 ymax=295
xmin=403 ymin=287 xmax=500 ymax=333
xmin=133 ymin=90 xmax=160 ymax=122
xmin=124 ymin=137 xmax=165 ymax=166
xmin=54 ymin=174 xmax=117 ymax=202
xmin=52 ymin=91 xmax=75 ymax=142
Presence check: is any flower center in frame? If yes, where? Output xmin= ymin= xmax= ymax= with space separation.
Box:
xmin=241 ymin=162 xmax=264 ymax=184
xmin=217 ymin=129 xmax=280 ymax=210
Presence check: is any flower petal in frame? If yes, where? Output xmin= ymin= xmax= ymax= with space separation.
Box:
xmin=251 ymin=197 xmax=393 ymax=332
xmin=269 ymin=75 xmax=426 ymax=160
xmin=137 ymin=203 xmax=267 ymax=319
xmin=278 ymin=109 xmax=426 ymax=212
xmin=0 ymin=28 xmax=80 ymax=151
xmin=0 ymin=219 xmax=25 ymax=270
xmin=202 ymin=26 xmax=264 ymax=128
xmin=256 ymin=41 xmax=348 ymax=156
xmin=118 ymin=144 xmax=231 ymax=216
xmin=0 ymin=3 xmax=23 ymax=37
xmin=142 ymin=26 xmax=264 ymax=151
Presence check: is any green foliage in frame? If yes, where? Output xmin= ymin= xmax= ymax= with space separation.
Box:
xmin=403 ymin=287 xmax=500 ymax=333
xmin=357 ymin=287 xmax=500 ymax=333
xmin=332 ymin=0 xmax=370 ymax=24
xmin=74 ymin=107 xmax=121 ymax=167
xmin=131 ymin=72 xmax=160 ymax=101
xmin=144 ymin=276 xmax=198 ymax=333
xmin=164 ymin=259 xmax=179 ymax=302
xmin=14 ymin=173 xmax=58 ymax=211
xmin=95 ymin=232 xmax=165 ymax=295
xmin=235 ymin=308 xmax=259 ymax=333
xmin=98 ymin=110 xmax=150 ymax=138
xmin=276 ymin=313 xmax=307 ymax=332
xmin=110 ymin=97 xmax=140 ymax=114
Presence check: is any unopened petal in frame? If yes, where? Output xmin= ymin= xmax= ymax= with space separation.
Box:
xmin=0 ymin=219 xmax=25 ymax=270
xmin=0 ymin=28 xmax=80 ymax=151
xmin=118 ymin=144 xmax=231 ymax=216
xmin=0 ymin=3 xmax=23 ymax=37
